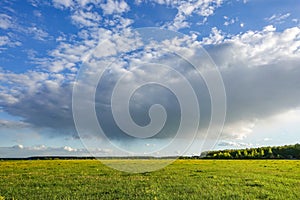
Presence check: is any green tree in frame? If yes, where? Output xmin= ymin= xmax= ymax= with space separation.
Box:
xmin=243 ymin=150 xmax=248 ymax=158
xmin=259 ymin=149 xmax=265 ymax=158
xmin=218 ymin=152 xmax=224 ymax=158
xmin=223 ymin=152 xmax=232 ymax=159
xmin=250 ymin=149 xmax=258 ymax=158
xmin=236 ymin=150 xmax=242 ymax=158
xmin=267 ymin=148 xmax=274 ymax=158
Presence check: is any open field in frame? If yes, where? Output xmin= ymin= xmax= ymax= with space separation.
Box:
xmin=0 ymin=159 xmax=299 ymax=199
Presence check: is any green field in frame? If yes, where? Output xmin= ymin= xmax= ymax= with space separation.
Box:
xmin=0 ymin=159 xmax=299 ymax=199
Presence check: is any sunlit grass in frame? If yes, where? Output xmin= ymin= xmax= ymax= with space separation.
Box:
xmin=0 ymin=159 xmax=299 ymax=199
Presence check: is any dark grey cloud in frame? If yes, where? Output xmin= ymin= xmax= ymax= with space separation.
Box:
xmin=221 ymin=58 xmax=300 ymax=124
xmin=2 ymin=57 xmax=300 ymax=141
xmin=0 ymin=80 xmax=76 ymax=137
xmin=1 ymin=27 xmax=300 ymax=143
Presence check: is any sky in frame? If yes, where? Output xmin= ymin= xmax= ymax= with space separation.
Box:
xmin=0 ymin=0 xmax=300 ymax=158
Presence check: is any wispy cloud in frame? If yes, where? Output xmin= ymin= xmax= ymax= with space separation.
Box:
xmin=27 ymin=26 xmax=50 ymax=41
xmin=157 ymin=0 xmax=223 ymax=30
xmin=0 ymin=35 xmax=21 ymax=51
xmin=0 ymin=13 xmax=13 ymax=29
xmin=265 ymin=13 xmax=291 ymax=24
xmin=0 ymin=144 xmax=113 ymax=158
xmin=217 ymin=141 xmax=253 ymax=148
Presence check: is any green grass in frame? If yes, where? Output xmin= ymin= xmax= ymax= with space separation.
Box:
xmin=0 ymin=159 xmax=299 ymax=199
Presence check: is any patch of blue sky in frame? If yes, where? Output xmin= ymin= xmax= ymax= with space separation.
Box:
xmin=0 ymin=1 xmax=78 ymax=73
xmin=127 ymin=2 xmax=178 ymax=28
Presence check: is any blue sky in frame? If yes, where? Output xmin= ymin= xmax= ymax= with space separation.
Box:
xmin=0 ymin=0 xmax=300 ymax=157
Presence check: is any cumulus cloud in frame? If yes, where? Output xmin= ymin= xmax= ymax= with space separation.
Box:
xmin=0 ymin=13 xmax=21 ymax=52
xmin=27 ymin=26 xmax=50 ymax=41
xmin=201 ymin=26 xmax=300 ymax=139
xmin=51 ymin=0 xmax=132 ymax=31
xmin=52 ymin=0 xmax=74 ymax=9
xmin=205 ymin=25 xmax=300 ymax=66
xmin=147 ymin=0 xmax=223 ymax=30
xmin=201 ymin=27 xmax=224 ymax=45
xmin=71 ymin=10 xmax=102 ymax=27
xmin=100 ymin=0 xmax=130 ymax=15
xmin=1 ymin=0 xmax=300 ymax=153
xmin=0 ymin=70 xmax=76 ymax=136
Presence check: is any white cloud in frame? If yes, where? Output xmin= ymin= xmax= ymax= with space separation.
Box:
xmin=47 ymin=33 xmax=104 ymax=72
xmin=28 ymin=0 xmax=51 ymax=7
xmin=222 ymin=120 xmax=256 ymax=140
xmin=0 ymin=36 xmax=10 ymax=46
xmin=1 ymin=10 xmax=300 ymax=148
xmin=52 ymin=0 xmax=74 ymax=9
xmin=100 ymin=0 xmax=130 ymax=15
xmin=263 ymin=138 xmax=271 ymax=141
xmin=28 ymin=145 xmax=47 ymax=151
xmin=265 ymin=13 xmax=291 ymax=24
xmin=0 ymin=70 xmax=50 ymax=97
xmin=162 ymin=0 xmax=223 ymax=30
xmin=0 ymin=14 xmax=12 ymax=29
xmin=27 ymin=26 xmax=50 ymax=41
xmin=0 ymin=35 xmax=21 ymax=49
xmin=12 ymin=144 xmax=24 ymax=149
xmin=204 ymin=25 xmax=300 ymax=67
xmin=0 ymin=93 xmax=19 ymax=104
xmin=63 ymin=146 xmax=77 ymax=152
xmin=223 ymin=16 xmax=237 ymax=26
xmin=253 ymin=109 xmax=300 ymax=131
xmin=150 ymin=0 xmax=222 ymax=16
xmin=292 ymin=18 xmax=299 ymax=24
xmin=201 ymin=25 xmax=300 ymax=141
xmin=217 ymin=141 xmax=252 ymax=148
xmin=201 ymin=27 xmax=224 ymax=45
xmin=71 ymin=10 xmax=102 ymax=27
xmin=263 ymin=24 xmax=276 ymax=32
xmin=33 ymin=10 xmax=42 ymax=17
xmin=0 ymin=144 xmax=115 ymax=158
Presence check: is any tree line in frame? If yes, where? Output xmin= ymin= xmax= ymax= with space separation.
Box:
xmin=201 ymin=144 xmax=300 ymax=159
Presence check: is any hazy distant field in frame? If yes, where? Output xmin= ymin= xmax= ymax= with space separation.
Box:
xmin=0 ymin=160 xmax=299 ymax=199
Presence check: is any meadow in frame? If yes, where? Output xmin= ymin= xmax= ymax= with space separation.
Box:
xmin=0 ymin=159 xmax=299 ymax=199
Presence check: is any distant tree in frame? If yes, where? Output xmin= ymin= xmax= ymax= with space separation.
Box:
xmin=243 ymin=150 xmax=248 ymax=158
xmin=203 ymin=143 xmax=300 ymax=160
xmin=236 ymin=150 xmax=242 ymax=158
xmin=218 ymin=152 xmax=224 ymax=158
xmin=259 ymin=149 xmax=265 ymax=158
xmin=267 ymin=148 xmax=274 ymax=158
xmin=250 ymin=149 xmax=259 ymax=158
xmin=223 ymin=152 xmax=232 ymax=159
